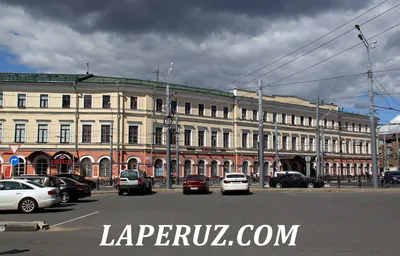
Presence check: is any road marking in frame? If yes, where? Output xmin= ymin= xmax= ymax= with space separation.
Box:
xmin=284 ymin=192 xmax=297 ymax=196
xmin=52 ymin=211 xmax=99 ymax=227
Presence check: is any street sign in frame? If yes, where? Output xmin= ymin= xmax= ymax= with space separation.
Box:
xmin=9 ymin=156 xmax=19 ymax=166
xmin=9 ymin=144 xmax=20 ymax=154
xmin=305 ymin=156 xmax=311 ymax=162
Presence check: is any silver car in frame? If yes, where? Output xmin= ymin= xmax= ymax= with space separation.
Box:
xmin=117 ymin=170 xmax=153 ymax=196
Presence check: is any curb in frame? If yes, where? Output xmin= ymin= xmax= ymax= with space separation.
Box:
xmin=0 ymin=221 xmax=49 ymax=232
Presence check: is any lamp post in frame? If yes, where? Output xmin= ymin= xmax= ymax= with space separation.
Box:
xmin=320 ymin=110 xmax=332 ymax=179
xmin=108 ymin=101 xmax=113 ymax=186
xmin=355 ymin=24 xmax=378 ymax=188
xmin=165 ymin=62 xmax=174 ymax=189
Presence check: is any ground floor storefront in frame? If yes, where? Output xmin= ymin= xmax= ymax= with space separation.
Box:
xmin=0 ymin=150 xmax=372 ymax=179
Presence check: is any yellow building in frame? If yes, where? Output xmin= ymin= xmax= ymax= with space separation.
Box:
xmin=0 ymin=72 xmax=374 ymax=180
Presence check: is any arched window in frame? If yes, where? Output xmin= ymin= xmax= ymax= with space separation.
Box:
xmin=198 ymin=160 xmax=205 ymax=175
xmin=346 ymin=164 xmax=351 ymax=176
xmin=366 ymin=163 xmax=370 ymax=174
xmin=171 ymin=160 xmax=176 ymax=176
xmin=340 ymin=163 xmax=344 ymax=176
xmin=360 ymin=164 xmax=364 ymax=175
xmin=333 ymin=163 xmax=338 ymax=176
xmin=242 ymin=161 xmax=249 ymax=175
xmin=13 ymin=158 xmax=25 ymax=176
xmin=253 ymin=161 xmax=259 ymax=174
xmin=223 ymin=161 xmax=230 ymax=176
xmin=325 ymin=163 xmax=329 ymax=175
xmin=264 ymin=162 xmax=269 ymax=175
xmin=128 ymin=158 xmax=138 ymax=169
xmin=211 ymin=160 xmax=218 ymax=177
xmin=154 ymin=159 xmax=163 ymax=177
xmin=184 ymin=160 xmax=191 ymax=177
xmin=35 ymin=158 xmax=48 ymax=175
xmin=99 ymin=158 xmax=110 ymax=177
xmin=80 ymin=158 xmax=92 ymax=177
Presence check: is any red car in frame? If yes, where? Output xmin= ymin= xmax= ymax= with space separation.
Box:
xmin=183 ymin=175 xmax=210 ymax=194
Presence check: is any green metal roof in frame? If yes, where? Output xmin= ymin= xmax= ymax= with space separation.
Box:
xmin=0 ymin=72 xmax=234 ymax=98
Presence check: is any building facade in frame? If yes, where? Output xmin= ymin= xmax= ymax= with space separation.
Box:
xmin=0 ymin=72 xmax=374 ymax=179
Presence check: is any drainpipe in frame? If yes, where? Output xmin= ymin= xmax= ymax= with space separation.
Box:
xmin=72 ymin=82 xmax=79 ymax=174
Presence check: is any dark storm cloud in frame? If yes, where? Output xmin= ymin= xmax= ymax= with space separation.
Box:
xmin=1 ymin=0 xmax=373 ymax=38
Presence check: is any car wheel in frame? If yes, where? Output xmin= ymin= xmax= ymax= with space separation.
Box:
xmin=307 ymin=183 xmax=314 ymax=188
xmin=118 ymin=190 xmax=124 ymax=196
xmin=61 ymin=192 xmax=70 ymax=203
xmin=221 ymin=189 xmax=226 ymax=195
xmin=275 ymin=183 xmax=282 ymax=188
xmin=19 ymin=198 xmax=38 ymax=213
xmin=183 ymin=190 xmax=187 ymax=195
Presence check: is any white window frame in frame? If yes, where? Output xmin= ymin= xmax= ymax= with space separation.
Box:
xmin=59 ymin=123 xmax=71 ymax=143
xmin=184 ymin=128 xmax=192 ymax=146
xmin=211 ymin=130 xmax=218 ymax=148
xmin=100 ymin=122 xmax=112 ymax=144
xmin=17 ymin=93 xmax=27 ymax=108
xmin=0 ymin=122 xmax=3 ymax=143
xmin=81 ymin=122 xmax=94 ymax=143
xmin=82 ymin=94 xmax=93 ymax=108
xmin=39 ymin=94 xmax=49 ymax=108
xmin=37 ymin=122 xmax=50 ymax=143
xmin=0 ymin=91 xmax=4 ymax=107
xmin=14 ymin=121 xmax=27 ymax=143
xmin=184 ymin=102 xmax=192 ymax=115
xmin=102 ymin=95 xmax=111 ymax=108
xmin=128 ymin=125 xmax=140 ymax=144
xmin=211 ymin=105 xmax=218 ymax=118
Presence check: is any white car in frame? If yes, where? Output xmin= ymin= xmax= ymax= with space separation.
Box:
xmin=0 ymin=179 xmax=61 ymax=213
xmin=221 ymin=173 xmax=250 ymax=195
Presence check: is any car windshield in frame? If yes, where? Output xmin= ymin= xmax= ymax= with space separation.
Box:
xmin=120 ymin=171 xmax=138 ymax=180
xmin=26 ymin=181 xmax=45 ymax=188
xmin=226 ymin=174 xmax=246 ymax=179
xmin=186 ymin=175 xmax=204 ymax=180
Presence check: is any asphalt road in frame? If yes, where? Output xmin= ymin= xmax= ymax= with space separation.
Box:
xmin=1 ymin=191 xmax=400 ymax=255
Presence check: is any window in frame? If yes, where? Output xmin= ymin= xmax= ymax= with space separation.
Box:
xmin=339 ymin=121 xmax=342 ymax=130
xmin=0 ymin=123 xmax=2 ymax=143
xmin=242 ymin=109 xmax=247 ymax=119
xmin=37 ymin=124 xmax=48 ymax=143
xmin=253 ymin=110 xmax=258 ymax=121
xmin=0 ymin=92 xmax=3 ymax=107
xmin=101 ymin=125 xmax=111 ymax=143
xmin=283 ymin=136 xmax=288 ymax=150
xmin=155 ymin=127 xmax=162 ymax=145
xmin=291 ymin=115 xmax=296 ymax=125
xmin=331 ymin=120 xmax=335 ymax=129
xmin=324 ymin=119 xmax=327 ymax=128
xmin=211 ymin=131 xmax=217 ymax=147
xmin=198 ymin=104 xmax=204 ymax=116
xmin=263 ymin=111 xmax=268 ymax=122
xmin=129 ymin=126 xmax=138 ymax=144
xmin=273 ymin=135 xmax=277 ymax=150
xmin=223 ymin=107 xmax=229 ymax=118
xmin=198 ymin=131 xmax=204 ymax=146
xmin=62 ymin=95 xmax=70 ymax=108
xmin=359 ymin=124 xmax=362 ymax=132
xmin=185 ymin=102 xmax=191 ymax=114
xmin=353 ymin=140 xmax=356 ymax=154
xmin=15 ymin=124 xmax=25 ymax=143
xmin=223 ymin=133 xmax=229 ymax=148
xmin=309 ymin=138 xmax=314 ymax=151
xmin=345 ymin=122 xmax=349 ymax=131
xmin=352 ymin=123 xmax=355 ymax=131
xmin=253 ymin=134 xmax=258 ymax=149
xmin=291 ymin=137 xmax=296 ymax=151
xmin=130 ymin=97 xmax=138 ymax=109
xmin=282 ymin=113 xmax=286 ymax=124
xmin=40 ymin=94 xmax=48 ymax=108
xmin=184 ymin=129 xmax=191 ymax=146
xmin=60 ymin=125 xmax=70 ymax=143
xmin=263 ymin=135 xmax=268 ymax=149
xmin=17 ymin=94 xmax=26 ymax=108
xmin=82 ymin=125 xmax=92 ymax=143
xmin=102 ymin=95 xmax=110 ymax=108
xmin=242 ymin=132 xmax=248 ymax=148
xmin=366 ymin=142 xmax=370 ymax=154
xmin=309 ymin=117 xmax=312 ymax=126
xmin=346 ymin=141 xmax=350 ymax=153
xmin=171 ymin=100 xmax=177 ymax=114
xmin=212 ymin=106 xmax=217 ymax=117
xmin=300 ymin=116 xmax=304 ymax=126
xmin=156 ymin=99 xmax=163 ymax=112
xmin=171 ymin=128 xmax=176 ymax=145
xmin=301 ymin=138 xmax=305 ymax=151
xmin=273 ymin=112 xmax=277 ymax=123
xmin=365 ymin=125 xmax=368 ymax=133
xmin=332 ymin=140 xmax=337 ymax=152
xmin=84 ymin=95 xmax=92 ymax=108
xmin=324 ymin=139 xmax=329 ymax=151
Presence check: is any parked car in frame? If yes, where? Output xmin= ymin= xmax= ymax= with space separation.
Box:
xmin=117 ymin=169 xmax=153 ymax=196
xmin=183 ymin=175 xmax=210 ymax=194
xmin=274 ymin=171 xmax=303 ymax=177
xmin=0 ymin=179 xmax=61 ymax=213
xmin=383 ymin=171 xmax=400 ymax=184
xmin=11 ymin=175 xmax=61 ymax=195
xmin=221 ymin=173 xmax=250 ymax=195
xmin=58 ymin=177 xmax=92 ymax=203
xmin=269 ymin=173 xmax=324 ymax=188
xmin=56 ymin=173 xmax=96 ymax=190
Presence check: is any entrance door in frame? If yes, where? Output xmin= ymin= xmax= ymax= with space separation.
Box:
xmin=59 ymin=164 xmax=69 ymax=173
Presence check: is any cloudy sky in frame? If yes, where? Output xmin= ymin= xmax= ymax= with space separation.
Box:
xmin=0 ymin=0 xmax=400 ymax=124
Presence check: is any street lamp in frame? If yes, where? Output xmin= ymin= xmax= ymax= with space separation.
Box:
xmin=165 ymin=62 xmax=174 ymax=189
xmin=355 ymin=24 xmax=379 ymax=188
xmin=108 ymin=101 xmax=113 ymax=186
xmin=320 ymin=110 xmax=332 ymax=178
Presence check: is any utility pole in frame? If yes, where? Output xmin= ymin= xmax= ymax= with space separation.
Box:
xmin=275 ymin=120 xmax=279 ymax=174
xmin=339 ymin=113 xmax=343 ymax=176
xmin=116 ymin=82 xmax=121 ymax=177
xmin=397 ymin=128 xmax=399 ymax=171
xmin=258 ymin=80 xmax=264 ymax=189
xmin=109 ymin=120 xmax=113 ymax=186
xmin=316 ymin=95 xmax=320 ymax=178
xmin=355 ymin=24 xmax=378 ymax=188
xmin=321 ymin=126 xmax=325 ymax=178
xmin=72 ymin=82 xmax=78 ymax=174
xmin=152 ymin=65 xmax=163 ymax=82
xmin=175 ymin=104 xmax=180 ymax=185
xmin=384 ymin=134 xmax=388 ymax=171
xmin=165 ymin=62 xmax=174 ymax=189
